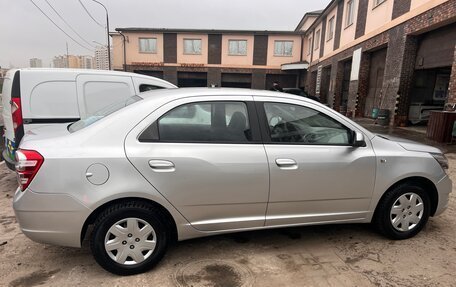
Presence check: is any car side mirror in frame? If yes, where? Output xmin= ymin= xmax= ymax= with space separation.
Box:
xmin=352 ymin=131 xmax=366 ymax=147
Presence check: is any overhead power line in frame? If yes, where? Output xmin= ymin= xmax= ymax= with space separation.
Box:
xmin=30 ymin=0 xmax=95 ymax=52
xmin=43 ymin=0 xmax=97 ymax=49
xmin=78 ymin=0 xmax=105 ymax=28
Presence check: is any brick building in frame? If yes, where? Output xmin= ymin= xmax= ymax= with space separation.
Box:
xmin=112 ymin=0 xmax=456 ymax=126
xmin=301 ymin=0 xmax=456 ymax=125
xmin=111 ymin=29 xmax=304 ymax=89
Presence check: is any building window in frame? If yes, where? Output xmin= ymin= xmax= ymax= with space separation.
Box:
xmin=228 ymin=40 xmax=247 ymax=55
xmin=327 ymin=16 xmax=335 ymax=40
xmin=274 ymin=41 xmax=293 ymax=56
xmin=183 ymin=39 xmax=202 ymax=55
xmin=307 ymin=37 xmax=312 ymax=55
xmin=346 ymin=0 xmax=355 ymax=27
xmin=315 ymin=30 xmax=320 ymax=50
xmin=373 ymin=0 xmax=386 ymax=8
xmin=139 ymin=38 xmax=157 ymax=53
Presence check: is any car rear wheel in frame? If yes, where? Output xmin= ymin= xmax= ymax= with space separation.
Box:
xmin=90 ymin=201 xmax=169 ymax=275
xmin=374 ymin=183 xmax=430 ymax=240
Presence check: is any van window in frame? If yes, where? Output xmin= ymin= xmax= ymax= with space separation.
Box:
xmin=83 ymin=81 xmax=131 ymax=116
xmin=30 ymin=81 xmax=78 ymax=118
xmin=139 ymin=84 xmax=165 ymax=92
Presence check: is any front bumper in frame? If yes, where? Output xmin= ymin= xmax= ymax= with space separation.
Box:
xmin=13 ymin=188 xmax=92 ymax=248
xmin=434 ymin=175 xmax=452 ymax=216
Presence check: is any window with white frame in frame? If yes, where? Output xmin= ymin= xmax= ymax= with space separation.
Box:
xmin=274 ymin=40 xmax=293 ymax=56
xmin=228 ymin=40 xmax=247 ymax=55
xmin=346 ymin=0 xmax=355 ymax=27
xmin=327 ymin=16 xmax=335 ymax=40
xmin=307 ymin=37 xmax=312 ymax=55
xmin=183 ymin=39 xmax=202 ymax=54
xmin=139 ymin=38 xmax=157 ymax=53
xmin=315 ymin=30 xmax=320 ymax=50
xmin=373 ymin=0 xmax=386 ymax=8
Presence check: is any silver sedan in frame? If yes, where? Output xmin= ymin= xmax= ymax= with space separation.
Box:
xmin=13 ymin=88 xmax=452 ymax=275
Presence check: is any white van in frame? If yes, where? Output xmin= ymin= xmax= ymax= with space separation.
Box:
xmin=1 ymin=68 xmax=177 ymax=169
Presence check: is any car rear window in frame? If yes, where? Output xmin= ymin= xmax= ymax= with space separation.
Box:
xmin=68 ymin=95 xmax=142 ymax=133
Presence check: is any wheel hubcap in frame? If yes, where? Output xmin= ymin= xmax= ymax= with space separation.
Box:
xmin=390 ymin=193 xmax=424 ymax=232
xmin=104 ymin=217 xmax=156 ymax=265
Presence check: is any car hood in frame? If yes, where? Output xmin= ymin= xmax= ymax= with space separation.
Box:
xmin=21 ymin=124 xmax=71 ymax=144
xmin=376 ymin=134 xmax=442 ymax=154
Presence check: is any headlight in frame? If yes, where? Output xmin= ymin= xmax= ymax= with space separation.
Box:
xmin=431 ymin=153 xmax=449 ymax=170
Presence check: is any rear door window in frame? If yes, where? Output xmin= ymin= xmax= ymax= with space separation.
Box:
xmin=139 ymin=102 xmax=252 ymax=143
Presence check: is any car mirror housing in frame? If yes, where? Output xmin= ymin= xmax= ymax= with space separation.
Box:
xmin=352 ymin=131 xmax=366 ymax=147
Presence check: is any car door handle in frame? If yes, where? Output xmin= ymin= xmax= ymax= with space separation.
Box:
xmin=148 ymin=160 xmax=175 ymax=172
xmin=275 ymin=159 xmax=298 ymax=170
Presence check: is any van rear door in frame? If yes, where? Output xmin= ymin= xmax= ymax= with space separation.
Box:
xmin=76 ymin=75 xmax=135 ymax=119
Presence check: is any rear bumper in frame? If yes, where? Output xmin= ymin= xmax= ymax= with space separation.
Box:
xmin=434 ymin=175 xmax=452 ymax=216
xmin=13 ymin=188 xmax=92 ymax=248
xmin=2 ymin=149 xmax=15 ymax=170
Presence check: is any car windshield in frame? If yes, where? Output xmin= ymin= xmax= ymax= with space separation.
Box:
xmin=68 ymin=95 xmax=142 ymax=133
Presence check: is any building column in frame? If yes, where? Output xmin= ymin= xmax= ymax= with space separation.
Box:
xmin=330 ymin=61 xmax=344 ymax=111
xmin=251 ymin=69 xmax=266 ymax=90
xmin=347 ymin=50 xmax=371 ymax=117
xmin=447 ymin=45 xmax=456 ymax=104
xmin=381 ymin=24 xmax=418 ymax=125
xmin=163 ymin=66 xmax=178 ymax=86
xmin=207 ymin=68 xmax=221 ymax=87
xmin=357 ymin=52 xmax=371 ymax=117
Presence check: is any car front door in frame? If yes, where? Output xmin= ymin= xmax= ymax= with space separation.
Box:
xmin=125 ymin=96 xmax=269 ymax=231
xmin=253 ymin=96 xmax=376 ymax=226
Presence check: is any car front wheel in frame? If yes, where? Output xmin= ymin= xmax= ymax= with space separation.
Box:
xmin=374 ymin=183 xmax=431 ymax=240
xmin=90 ymin=201 xmax=169 ymax=275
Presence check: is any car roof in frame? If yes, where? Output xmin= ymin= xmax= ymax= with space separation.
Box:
xmin=15 ymin=68 xmax=168 ymax=80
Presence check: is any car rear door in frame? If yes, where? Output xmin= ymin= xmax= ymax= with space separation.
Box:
xmin=253 ymin=96 xmax=376 ymax=226
xmin=124 ymin=95 xmax=269 ymax=231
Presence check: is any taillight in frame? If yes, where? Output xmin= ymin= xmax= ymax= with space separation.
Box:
xmin=15 ymin=149 xmax=44 ymax=191
xmin=11 ymin=98 xmax=23 ymax=132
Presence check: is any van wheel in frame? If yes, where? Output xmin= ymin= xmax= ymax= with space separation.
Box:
xmin=374 ymin=183 xmax=430 ymax=240
xmin=90 ymin=201 xmax=169 ymax=275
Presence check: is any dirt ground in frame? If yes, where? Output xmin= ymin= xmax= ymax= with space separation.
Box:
xmin=1 ymin=124 xmax=456 ymax=287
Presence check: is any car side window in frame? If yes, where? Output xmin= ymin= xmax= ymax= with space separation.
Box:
xmin=263 ymin=102 xmax=351 ymax=145
xmin=139 ymin=84 xmax=165 ymax=92
xmin=139 ymin=101 xmax=252 ymax=143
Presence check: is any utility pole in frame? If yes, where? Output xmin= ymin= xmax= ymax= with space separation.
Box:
xmin=90 ymin=0 xmax=111 ymax=70
xmin=66 ymin=42 xmax=69 ymax=68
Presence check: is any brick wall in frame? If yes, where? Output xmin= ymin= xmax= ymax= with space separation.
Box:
xmin=356 ymin=52 xmax=371 ymax=116
xmin=392 ymin=0 xmax=411 ymax=20
xmin=305 ymin=0 xmax=456 ymax=126
xmin=448 ymin=45 xmax=456 ymax=103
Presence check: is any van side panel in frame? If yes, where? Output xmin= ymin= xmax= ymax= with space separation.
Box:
xmin=29 ymin=81 xmax=79 ymax=118
xmin=76 ymin=75 xmax=135 ymax=118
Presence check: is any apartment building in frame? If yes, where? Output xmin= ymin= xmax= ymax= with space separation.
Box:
xmin=112 ymin=29 xmax=304 ymax=89
xmin=95 ymin=46 xmax=111 ymax=70
xmin=29 ymin=58 xmax=43 ymax=68
xmin=300 ymin=0 xmax=456 ymax=125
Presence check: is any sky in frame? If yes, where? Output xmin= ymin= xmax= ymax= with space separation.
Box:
xmin=0 ymin=0 xmax=327 ymax=68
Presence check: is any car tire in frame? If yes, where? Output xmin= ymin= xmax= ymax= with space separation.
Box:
xmin=90 ymin=201 xmax=169 ymax=275
xmin=374 ymin=183 xmax=431 ymax=240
